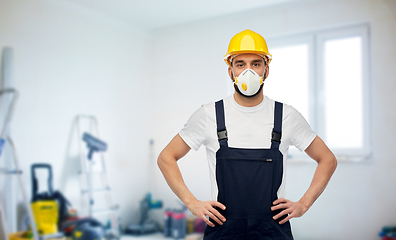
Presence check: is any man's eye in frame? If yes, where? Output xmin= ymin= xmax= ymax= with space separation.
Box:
xmin=237 ymin=64 xmax=244 ymax=67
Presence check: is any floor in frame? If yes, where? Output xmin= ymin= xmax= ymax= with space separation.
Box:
xmin=121 ymin=233 xmax=203 ymax=240
xmin=121 ymin=233 xmax=166 ymax=239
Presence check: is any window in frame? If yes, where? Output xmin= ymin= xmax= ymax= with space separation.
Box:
xmin=266 ymin=24 xmax=371 ymax=161
xmin=264 ymin=44 xmax=310 ymax=120
xmin=323 ymin=37 xmax=363 ymax=149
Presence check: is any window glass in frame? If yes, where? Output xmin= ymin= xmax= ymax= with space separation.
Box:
xmin=324 ymin=37 xmax=363 ymax=148
xmin=265 ymin=44 xmax=310 ymax=122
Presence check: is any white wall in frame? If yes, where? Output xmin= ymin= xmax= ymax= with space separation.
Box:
xmin=0 ymin=0 xmax=154 ymax=228
xmin=1 ymin=0 xmax=395 ymax=239
xmin=151 ymin=0 xmax=396 ymax=239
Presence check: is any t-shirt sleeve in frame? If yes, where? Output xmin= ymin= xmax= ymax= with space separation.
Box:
xmin=179 ymin=105 xmax=207 ymax=151
xmin=288 ymin=106 xmax=316 ymax=151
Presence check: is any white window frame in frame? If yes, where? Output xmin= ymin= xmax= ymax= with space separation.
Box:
xmin=266 ymin=23 xmax=372 ymax=162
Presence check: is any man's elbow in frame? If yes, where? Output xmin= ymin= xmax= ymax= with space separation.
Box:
xmin=157 ymin=149 xmax=175 ymax=171
xmin=157 ymin=151 xmax=166 ymax=170
xmin=328 ymin=154 xmax=338 ymax=174
xmin=317 ymin=152 xmax=337 ymax=174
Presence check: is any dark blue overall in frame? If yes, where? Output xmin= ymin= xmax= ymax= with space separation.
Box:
xmin=203 ymin=100 xmax=293 ymax=240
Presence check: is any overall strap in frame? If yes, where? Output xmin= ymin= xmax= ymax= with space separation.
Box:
xmin=271 ymin=101 xmax=283 ymax=149
xmin=215 ymin=100 xmax=228 ymax=147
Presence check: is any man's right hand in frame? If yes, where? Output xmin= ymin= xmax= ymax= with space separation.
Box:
xmin=186 ymin=199 xmax=227 ymax=227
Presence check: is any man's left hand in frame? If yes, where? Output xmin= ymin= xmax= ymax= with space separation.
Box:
xmin=271 ymin=198 xmax=309 ymax=224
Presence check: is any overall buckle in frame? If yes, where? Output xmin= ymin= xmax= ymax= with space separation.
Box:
xmin=217 ymin=130 xmax=228 ymax=140
xmin=271 ymin=131 xmax=281 ymax=143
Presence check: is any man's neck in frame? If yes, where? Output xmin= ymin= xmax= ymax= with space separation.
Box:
xmin=233 ymin=91 xmax=264 ymax=107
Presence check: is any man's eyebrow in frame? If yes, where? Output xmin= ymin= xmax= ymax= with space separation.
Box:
xmin=252 ymin=59 xmax=264 ymax=63
xmin=234 ymin=60 xmax=245 ymax=64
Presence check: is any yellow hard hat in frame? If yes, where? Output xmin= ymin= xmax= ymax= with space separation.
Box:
xmin=224 ymin=29 xmax=272 ymax=66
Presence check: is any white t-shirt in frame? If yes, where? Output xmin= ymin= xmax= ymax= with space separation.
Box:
xmin=179 ymin=95 xmax=316 ymax=201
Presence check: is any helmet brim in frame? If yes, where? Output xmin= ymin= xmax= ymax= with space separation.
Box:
xmin=224 ymin=51 xmax=272 ymax=66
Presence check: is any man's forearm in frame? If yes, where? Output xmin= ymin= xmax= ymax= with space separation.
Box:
xmin=157 ymin=134 xmax=226 ymax=227
xmin=298 ymin=154 xmax=337 ymax=210
xmin=158 ymin=151 xmax=227 ymax=227
xmin=272 ymin=136 xmax=337 ymax=224
xmin=157 ymin=153 xmax=197 ymax=206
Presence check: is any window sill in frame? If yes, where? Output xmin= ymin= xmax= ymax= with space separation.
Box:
xmin=287 ymin=154 xmax=372 ymax=164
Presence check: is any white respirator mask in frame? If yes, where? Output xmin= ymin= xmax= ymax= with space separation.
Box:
xmin=234 ymin=68 xmax=264 ymax=96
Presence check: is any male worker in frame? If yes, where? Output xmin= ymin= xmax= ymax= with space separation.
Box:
xmin=158 ymin=29 xmax=337 ymax=239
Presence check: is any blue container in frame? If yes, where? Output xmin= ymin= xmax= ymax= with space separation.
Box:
xmin=171 ymin=210 xmax=186 ymax=239
xmin=163 ymin=209 xmax=173 ymax=237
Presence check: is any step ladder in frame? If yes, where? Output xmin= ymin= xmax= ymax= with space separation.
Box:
xmin=0 ymin=89 xmax=39 ymax=240
xmin=76 ymin=115 xmax=120 ymax=239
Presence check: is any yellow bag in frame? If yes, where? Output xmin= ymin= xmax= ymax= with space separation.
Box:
xmin=31 ymin=200 xmax=59 ymax=235
xmin=31 ymin=164 xmax=60 ymax=236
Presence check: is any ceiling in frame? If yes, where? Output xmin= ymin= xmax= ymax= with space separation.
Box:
xmin=60 ymin=0 xmax=303 ymax=30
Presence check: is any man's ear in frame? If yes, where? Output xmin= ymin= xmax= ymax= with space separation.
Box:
xmin=264 ymin=65 xmax=269 ymax=80
xmin=228 ymin=67 xmax=235 ymax=82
